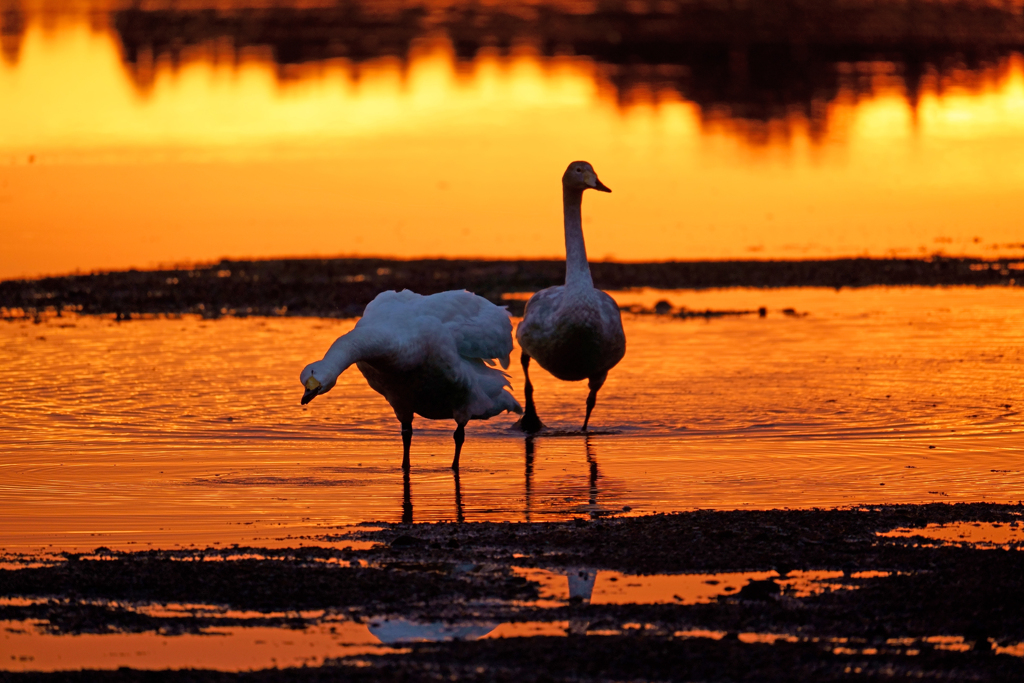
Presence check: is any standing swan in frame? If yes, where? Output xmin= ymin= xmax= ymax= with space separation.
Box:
xmin=516 ymin=161 xmax=626 ymax=433
xmin=300 ymin=290 xmax=522 ymax=469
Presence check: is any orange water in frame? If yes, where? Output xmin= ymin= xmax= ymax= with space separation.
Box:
xmin=1 ymin=286 xmax=1021 ymax=553
xmin=3 ymin=7 xmax=1024 ymax=279
xmin=0 ymin=619 xmax=397 ymax=672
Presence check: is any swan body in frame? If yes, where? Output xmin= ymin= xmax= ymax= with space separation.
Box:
xmin=516 ymin=161 xmax=626 ymax=432
xmin=516 ymin=285 xmax=624 ymax=382
xmin=300 ymin=289 xmax=522 ymax=469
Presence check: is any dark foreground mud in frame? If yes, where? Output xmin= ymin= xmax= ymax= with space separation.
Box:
xmin=2 ymin=257 xmax=1020 ymax=320
xmin=3 ymin=504 xmax=1024 ymax=681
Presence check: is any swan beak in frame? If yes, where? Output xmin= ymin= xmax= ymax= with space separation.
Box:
xmin=301 ymin=376 xmax=322 ymax=405
xmin=586 ymin=172 xmax=611 ymax=193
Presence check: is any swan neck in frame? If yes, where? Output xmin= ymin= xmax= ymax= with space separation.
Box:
xmin=562 ymin=186 xmax=592 ymax=290
xmin=322 ymin=327 xmax=373 ymax=376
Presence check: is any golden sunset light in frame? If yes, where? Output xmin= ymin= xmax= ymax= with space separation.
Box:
xmin=2 ymin=2 xmax=1022 ymax=679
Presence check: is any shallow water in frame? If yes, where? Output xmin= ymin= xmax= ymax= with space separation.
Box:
xmin=1 ymin=619 xmax=398 ymax=672
xmin=1 ymin=286 xmax=1021 ymax=553
xmin=880 ymin=521 xmax=1024 ymax=549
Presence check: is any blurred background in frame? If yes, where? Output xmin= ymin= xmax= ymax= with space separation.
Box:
xmin=2 ymin=0 xmax=1024 ymax=280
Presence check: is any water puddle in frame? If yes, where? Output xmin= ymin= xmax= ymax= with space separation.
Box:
xmin=879 ymin=521 xmax=1024 ymax=549
xmin=6 ymin=572 xmax=1024 ymax=673
xmin=1 ymin=619 xmax=400 ymax=672
xmin=512 ymin=567 xmax=893 ymax=605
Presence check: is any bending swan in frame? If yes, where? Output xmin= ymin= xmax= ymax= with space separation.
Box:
xmin=516 ymin=161 xmax=626 ymax=432
xmin=300 ymin=289 xmax=522 ymax=469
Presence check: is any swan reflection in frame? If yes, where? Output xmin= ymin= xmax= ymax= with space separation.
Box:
xmin=524 ymin=435 xmax=603 ymax=521
xmin=367 ymin=568 xmax=598 ymax=642
xmin=399 ymin=467 xmax=466 ymax=524
xmin=368 ymin=618 xmax=498 ymax=644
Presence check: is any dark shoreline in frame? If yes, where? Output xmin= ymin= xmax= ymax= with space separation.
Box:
xmin=1 ymin=257 xmax=1020 ymax=320
xmin=2 ymin=503 xmax=1023 ymax=682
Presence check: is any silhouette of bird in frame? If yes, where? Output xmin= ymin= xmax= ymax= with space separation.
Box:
xmin=300 ymin=289 xmax=522 ymax=469
xmin=516 ymin=161 xmax=625 ymax=432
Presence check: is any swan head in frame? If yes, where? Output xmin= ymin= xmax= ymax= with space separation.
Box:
xmin=563 ymin=161 xmax=611 ymax=193
xmin=299 ymin=361 xmax=338 ymax=405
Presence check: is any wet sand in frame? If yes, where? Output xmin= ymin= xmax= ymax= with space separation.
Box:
xmin=2 ymin=504 xmax=1023 ymax=681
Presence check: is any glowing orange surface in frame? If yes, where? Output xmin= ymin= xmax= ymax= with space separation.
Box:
xmin=3 ymin=19 xmax=1024 ymax=279
xmin=0 ymin=620 xmax=393 ymax=672
xmin=512 ymin=566 xmax=894 ymax=605
xmin=1 ymin=286 xmax=1021 ymax=553
xmin=880 ymin=521 xmax=1024 ymax=548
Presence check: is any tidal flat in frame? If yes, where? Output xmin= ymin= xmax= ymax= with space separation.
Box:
xmin=1 ymin=257 xmax=1019 ymax=319
xmin=2 ymin=504 xmax=1024 ymax=681
xmin=1 ymin=285 xmax=1022 ymax=679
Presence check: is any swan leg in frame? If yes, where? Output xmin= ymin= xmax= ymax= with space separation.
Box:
xmin=517 ymin=351 xmax=545 ymax=433
xmin=582 ymin=372 xmax=607 ymax=432
xmin=401 ymin=420 xmax=413 ymax=470
xmin=451 ymin=422 xmax=467 ymax=470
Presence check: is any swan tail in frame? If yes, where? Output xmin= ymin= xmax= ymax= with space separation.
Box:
xmin=471 ymin=388 xmax=522 ymax=419
xmin=464 ymin=358 xmax=522 ymax=419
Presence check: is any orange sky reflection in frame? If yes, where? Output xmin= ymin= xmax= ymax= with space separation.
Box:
xmin=3 ymin=21 xmax=1024 ymax=279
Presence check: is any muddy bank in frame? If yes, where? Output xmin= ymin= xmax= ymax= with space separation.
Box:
xmin=2 ymin=503 xmax=1023 ymax=681
xmin=1 ymin=257 xmax=1019 ymax=319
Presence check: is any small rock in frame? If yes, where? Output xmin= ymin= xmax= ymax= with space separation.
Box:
xmin=737 ymin=578 xmax=780 ymax=601
xmin=390 ymin=534 xmax=424 ymax=548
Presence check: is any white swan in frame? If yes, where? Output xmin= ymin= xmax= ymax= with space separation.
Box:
xmin=516 ymin=161 xmax=626 ymax=432
xmin=300 ymin=289 xmax=522 ymax=469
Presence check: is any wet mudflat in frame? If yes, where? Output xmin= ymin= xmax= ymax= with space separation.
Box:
xmin=1 ymin=257 xmax=1019 ymax=319
xmin=1 ymin=286 xmax=1021 ymax=679
xmin=3 ymin=503 xmax=1024 ymax=681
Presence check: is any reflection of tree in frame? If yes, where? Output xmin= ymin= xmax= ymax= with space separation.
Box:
xmin=100 ymin=1 xmax=1024 ymax=140
xmin=5 ymin=1 xmax=1022 ymax=134
xmin=1 ymin=1 xmax=24 ymax=66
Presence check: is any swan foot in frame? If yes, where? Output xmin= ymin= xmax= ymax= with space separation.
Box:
xmin=515 ymin=412 xmax=545 ymax=434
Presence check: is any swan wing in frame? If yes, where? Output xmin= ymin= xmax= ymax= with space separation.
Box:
xmin=515 ymin=286 xmax=563 ymax=352
xmin=417 ymin=290 xmax=514 ymax=369
xmin=358 ymin=290 xmax=514 ymax=369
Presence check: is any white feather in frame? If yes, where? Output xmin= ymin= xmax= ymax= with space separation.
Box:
xmin=515 ymin=161 xmax=626 ymax=430
xmin=299 ymin=289 xmax=521 ymax=467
